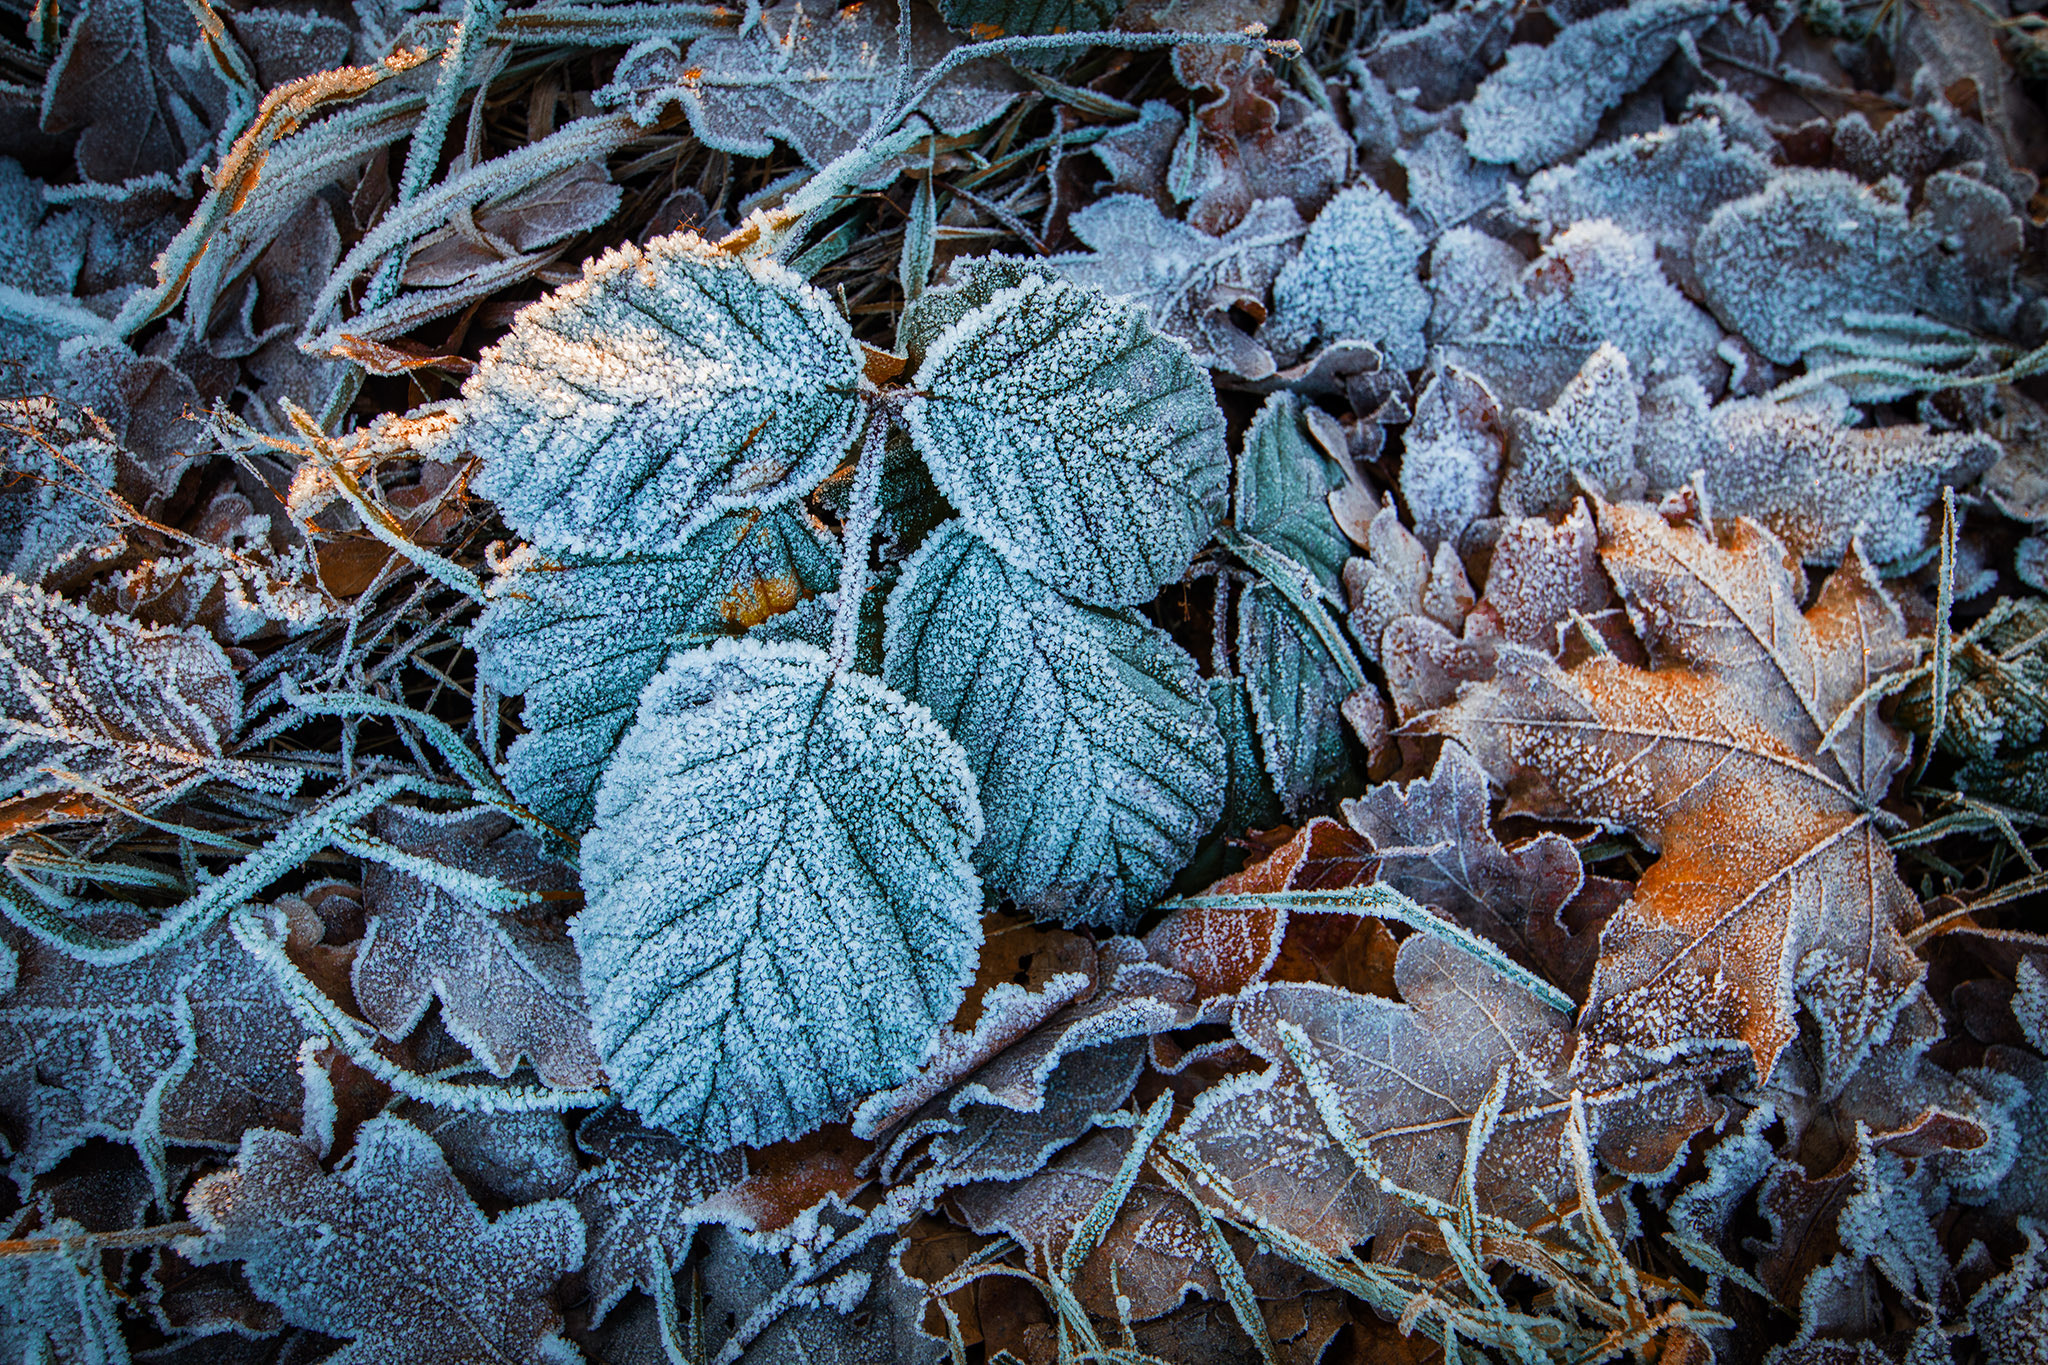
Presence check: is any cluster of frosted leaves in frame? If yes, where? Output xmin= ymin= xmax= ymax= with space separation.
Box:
xmin=903 ymin=262 xmax=1230 ymax=606
xmin=605 ymin=0 xmax=1016 ymax=178
xmin=470 ymin=507 xmax=837 ymax=832
xmin=884 ymin=521 xmax=1224 ymax=928
xmin=577 ymin=639 xmax=984 ymax=1151
xmin=1231 ymin=394 xmax=1357 ymax=815
xmin=1177 ymin=932 xmax=1723 ymax=1258
xmin=0 ymin=575 xmax=256 ymax=817
xmin=184 ymin=1117 xmax=586 ymax=1365
xmin=463 ymin=231 xmax=865 ymax=556
xmin=1694 ymin=168 xmax=2024 ymax=366
xmin=354 ymin=807 xmax=602 ymax=1090
xmin=1463 ymin=0 xmax=1728 ymax=172
xmin=1422 ymin=502 xmax=1927 ymax=1081
xmin=0 ymin=916 xmax=302 ymax=1184
xmin=1050 ymin=195 xmax=1305 ymax=379
xmin=1262 ymin=182 xmax=1429 ymax=369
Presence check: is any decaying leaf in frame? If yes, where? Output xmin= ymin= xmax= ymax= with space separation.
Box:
xmin=1170 ymin=44 xmax=1351 ymax=235
xmin=1423 ymin=502 xmax=1926 ymax=1080
xmin=184 ymin=1117 xmax=585 ymax=1364
xmin=354 ymin=806 xmax=601 ymax=1090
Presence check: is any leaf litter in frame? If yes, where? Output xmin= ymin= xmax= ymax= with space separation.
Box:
xmin=1 ymin=1 xmax=2047 ymax=1362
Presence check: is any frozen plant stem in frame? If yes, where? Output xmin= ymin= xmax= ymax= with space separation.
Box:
xmin=829 ymin=403 xmax=893 ymax=675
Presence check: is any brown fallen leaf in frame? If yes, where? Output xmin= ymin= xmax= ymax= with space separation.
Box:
xmin=1421 ymin=500 xmax=1927 ymax=1082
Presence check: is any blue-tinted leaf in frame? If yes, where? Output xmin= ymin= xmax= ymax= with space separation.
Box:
xmin=471 ymin=510 xmax=836 ymax=833
xmin=884 ymin=522 xmax=1226 ymax=927
xmin=1232 ymin=396 xmax=1358 ymax=814
xmin=576 ymin=639 xmax=983 ymax=1150
xmin=1210 ymin=676 xmax=1283 ymax=833
xmin=903 ymin=263 xmax=1228 ymax=606
xmin=464 ymin=232 xmax=865 ymax=555
xmin=1263 ymin=183 xmax=1429 ymax=370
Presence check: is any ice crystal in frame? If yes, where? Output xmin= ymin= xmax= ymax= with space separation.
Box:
xmin=884 ymin=521 xmax=1224 ymax=927
xmin=576 ymin=639 xmax=983 ymax=1150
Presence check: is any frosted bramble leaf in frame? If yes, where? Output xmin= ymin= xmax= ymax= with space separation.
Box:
xmin=470 ymin=508 xmax=836 ymax=832
xmin=610 ymin=0 xmax=1016 ymax=178
xmin=1695 ymin=168 xmax=2023 ymax=365
xmin=1421 ymin=502 xmax=1926 ymax=1081
xmin=1262 ymin=183 xmax=1428 ymax=370
xmin=577 ymin=638 xmax=983 ymax=1150
xmin=354 ymin=807 xmax=603 ymax=1091
xmin=1463 ymin=0 xmax=1729 ymax=173
xmin=903 ymin=263 xmax=1229 ymax=605
xmin=953 ymin=1127 xmax=1218 ymax=1321
xmin=463 ymin=232 xmax=865 ymax=555
xmin=884 ymin=522 xmax=1224 ymax=927
xmin=0 ymin=916 xmax=301 ymax=1183
xmin=938 ymin=0 xmax=1117 ymax=35
xmin=1050 ymin=195 xmax=1304 ymax=380
xmin=1234 ymin=394 xmax=1355 ymax=814
xmin=1 ymin=576 xmax=260 ymax=817
xmin=183 ymin=1118 xmax=585 ymax=1364
xmin=1516 ymin=117 xmax=1772 ymax=293
xmin=1636 ymin=383 xmax=2003 ymax=564
xmin=1499 ymin=344 xmax=1643 ymax=518
xmin=1398 ymin=366 xmax=1507 ymax=548
xmin=1179 ymin=934 xmax=1722 ymax=1258
xmin=1438 ymin=220 xmax=1724 ymax=409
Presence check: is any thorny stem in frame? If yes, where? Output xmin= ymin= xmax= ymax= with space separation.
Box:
xmin=828 ymin=402 xmax=894 ymax=676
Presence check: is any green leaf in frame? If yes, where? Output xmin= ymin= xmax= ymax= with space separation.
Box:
xmin=1231 ymin=396 xmax=1359 ymax=814
xmin=903 ymin=262 xmax=1228 ymax=606
xmin=464 ymin=232 xmax=866 ymax=555
xmin=884 ymin=521 xmax=1226 ymax=927
xmin=575 ymin=639 xmax=984 ymax=1150
xmin=470 ymin=509 xmax=837 ymax=834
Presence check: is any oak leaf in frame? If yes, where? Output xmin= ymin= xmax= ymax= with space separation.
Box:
xmin=1422 ymin=501 xmax=1927 ymax=1080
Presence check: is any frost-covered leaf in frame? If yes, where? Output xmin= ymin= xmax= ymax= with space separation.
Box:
xmin=1422 ymin=502 xmax=1926 ymax=1080
xmin=1695 ymin=168 xmax=2023 ymax=366
xmin=1170 ymin=45 xmax=1351 ymax=236
xmin=1394 ymin=128 xmax=1513 ymax=238
xmin=464 ymin=231 xmax=865 ymax=555
xmin=1499 ymin=343 xmax=1642 ymax=517
xmin=1233 ymin=394 xmax=1356 ymax=814
xmin=617 ymin=0 xmax=1016 ymax=177
xmin=953 ymin=1127 xmax=1218 ymax=1320
xmin=1342 ymin=746 xmax=1596 ymax=997
xmin=1179 ymin=933 xmax=1721 ymax=1258
xmin=471 ymin=507 xmax=836 ymax=832
xmin=1517 ymin=117 xmax=1772 ymax=292
xmin=577 ymin=638 xmax=983 ymax=1150
xmin=1636 ymin=381 xmax=2002 ymax=564
xmin=904 ymin=263 xmax=1229 ymax=605
xmin=0 ymin=917 xmax=302 ymax=1185
xmin=1464 ymin=0 xmax=1728 ymax=173
xmin=1899 ymin=596 xmax=2048 ymax=813
xmin=42 ymin=0 xmax=208 ymax=185
xmin=1435 ymin=220 xmax=1724 ymax=409
xmin=401 ymin=163 xmax=623 ymax=289
xmin=1 ymin=577 xmax=253 ymax=817
xmin=1262 ymin=182 xmax=1428 ymax=370
xmin=0 ymin=1214 xmax=130 ymax=1365
xmin=1050 ymin=195 xmax=1304 ymax=380
xmin=354 ymin=807 xmax=601 ymax=1090
xmin=0 ymin=403 xmax=126 ymax=587
xmin=184 ymin=1118 xmax=584 ymax=1364
xmin=573 ymin=1110 xmax=745 ymax=1322
xmin=698 ymin=1211 xmax=946 ymax=1365
xmin=884 ymin=521 xmax=1224 ymax=927
xmin=1398 ymin=365 xmax=1506 ymax=548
